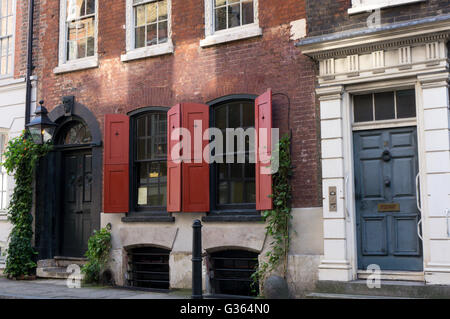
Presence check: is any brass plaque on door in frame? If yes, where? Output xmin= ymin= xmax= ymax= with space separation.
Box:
xmin=378 ymin=203 xmax=400 ymax=212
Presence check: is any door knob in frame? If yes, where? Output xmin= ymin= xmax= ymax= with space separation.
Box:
xmin=384 ymin=178 xmax=391 ymax=187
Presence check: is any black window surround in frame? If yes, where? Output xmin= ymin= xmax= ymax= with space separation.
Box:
xmin=203 ymin=94 xmax=262 ymax=223
xmin=124 ymin=106 xmax=174 ymax=223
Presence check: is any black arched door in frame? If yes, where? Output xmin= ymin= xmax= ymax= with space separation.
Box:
xmin=61 ymin=149 xmax=93 ymax=257
xmin=59 ymin=121 xmax=94 ymax=257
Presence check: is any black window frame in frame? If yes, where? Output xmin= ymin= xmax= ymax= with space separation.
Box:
xmin=127 ymin=107 xmax=172 ymax=220
xmin=206 ymin=94 xmax=262 ymax=221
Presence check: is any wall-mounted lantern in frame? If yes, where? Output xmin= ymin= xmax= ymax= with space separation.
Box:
xmin=26 ymin=100 xmax=58 ymax=145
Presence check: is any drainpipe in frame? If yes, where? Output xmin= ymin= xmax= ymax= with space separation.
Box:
xmin=25 ymin=0 xmax=35 ymax=125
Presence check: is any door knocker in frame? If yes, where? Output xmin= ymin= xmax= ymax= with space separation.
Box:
xmin=382 ymin=150 xmax=392 ymax=162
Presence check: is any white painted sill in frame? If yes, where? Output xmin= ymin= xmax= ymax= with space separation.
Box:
xmin=0 ymin=213 xmax=7 ymax=221
xmin=121 ymin=40 xmax=174 ymax=62
xmin=200 ymin=24 xmax=262 ymax=48
xmin=348 ymin=0 xmax=425 ymax=14
xmin=53 ymin=56 xmax=99 ymax=74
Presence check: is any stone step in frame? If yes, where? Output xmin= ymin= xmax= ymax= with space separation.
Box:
xmin=307 ymin=292 xmax=419 ymax=299
xmin=315 ymin=280 xmax=450 ymax=299
xmin=36 ymin=266 xmax=85 ymax=280
xmin=54 ymin=256 xmax=88 ymax=268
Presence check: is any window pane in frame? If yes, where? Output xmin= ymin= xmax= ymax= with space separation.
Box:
xmin=375 ymin=92 xmax=395 ymax=121
xmin=230 ymin=181 xmax=244 ymax=203
xmin=215 ymin=7 xmax=227 ymax=31
xmin=396 ymin=89 xmax=416 ymax=119
xmin=218 ymin=163 xmax=227 ymax=180
xmin=135 ymin=5 xmax=146 ymax=26
xmin=218 ymin=182 xmax=228 ymax=204
xmin=215 ymin=106 xmax=227 ymax=130
xmin=135 ymin=26 xmax=145 ymax=48
xmin=159 ymin=0 xmax=168 ymax=20
xmin=245 ymin=181 xmax=256 ymax=203
xmin=215 ymin=0 xmax=226 ymax=6
xmin=146 ymin=2 xmax=157 ymax=24
xmin=353 ymin=94 xmax=373 ymax=122
xmin=77 ymin=38 xmax=86 ymax=59
xmin=230 ymin=163 xmax=243 ymax=179
xmin=242 ymin=0 xmax=254 ymax=25
xmin=229 ymin=103 xmax=241 ymax=128
xmin=86 ymin=0 xmax=95 ymax=15
xmin=146 ymin=23 xmax=157 ymax=46
xmin=87 ymin=37 xmax=95 ymax=56
xmin=158 ymin=21 xmax=168 ymax=44
xmin=242 ymin=102 xmax=254 ymax=127
xmin=228 ymin=3 xmax=241 ymax=28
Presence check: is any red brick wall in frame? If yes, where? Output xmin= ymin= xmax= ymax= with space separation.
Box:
xmin=14 ymin=0 xmax=29 ymax=78
xmin=33 ymin=0 xmax=321 ymax=208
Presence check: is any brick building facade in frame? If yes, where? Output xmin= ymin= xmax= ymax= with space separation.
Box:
xmin=29 ymin=0 xmax=323 ymax=297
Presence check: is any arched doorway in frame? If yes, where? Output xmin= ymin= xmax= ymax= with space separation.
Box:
xmin=35 ymin=100 xmax=102 ymax=260
xmin=55 ymin=119 xmax=93 ymax=257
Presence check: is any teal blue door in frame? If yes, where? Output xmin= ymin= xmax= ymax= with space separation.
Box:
xmin=354 ymin=126 xmax=423 ymax=271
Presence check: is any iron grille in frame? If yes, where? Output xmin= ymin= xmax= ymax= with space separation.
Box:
xmin=209 ymin=250 xmax=259 ymax=297
xmin=127 ymin=247 xmax=170 ymax=290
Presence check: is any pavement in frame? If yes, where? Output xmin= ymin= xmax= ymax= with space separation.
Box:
xmin=0 ymin=277 xmax=190 ymax=299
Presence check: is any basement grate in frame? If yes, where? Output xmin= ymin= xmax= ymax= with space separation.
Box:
xmin=127 ymin=247 xmax=170 ymax=290
xmin=209 ymin=250 xmax=259 ymax=297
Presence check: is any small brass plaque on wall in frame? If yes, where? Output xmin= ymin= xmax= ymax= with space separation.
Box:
xmin=378 ymin=203 xmax=400 ymax=212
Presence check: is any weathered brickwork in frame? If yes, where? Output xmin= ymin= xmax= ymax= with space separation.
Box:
xmin=307 ymin=0 xmax=450 ymax=37
xmin=32 ymin=0 xmax=321 ymax=208
xmin=14 ymin=0 xmax=30 ymax=78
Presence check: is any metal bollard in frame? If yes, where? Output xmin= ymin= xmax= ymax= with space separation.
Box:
xmin=192 ymin=219 xmax=203 ymax=299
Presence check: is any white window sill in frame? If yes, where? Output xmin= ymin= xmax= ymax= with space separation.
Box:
xmin=348 ymin=0 xmax=425 ymax=14
xmin=200 ymin=24 xmax=262 ymax=48
xmin=53 ymin=56 xmax=99 ymax=74
xmin=121 ymin=41 xmax=174 ymax=62
xmin=0 ymin=214 xmax=7 ymax=221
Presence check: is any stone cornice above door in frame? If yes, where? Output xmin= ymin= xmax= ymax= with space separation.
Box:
xmin=297 ymin=15 xmax=450 ymax=86
xmin=297 ymin=15 xmax=450 ymax=60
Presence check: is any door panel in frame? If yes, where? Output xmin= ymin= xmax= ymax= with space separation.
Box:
xmin=354 ymin=126 xmax=423 ymax=271
xmin=61 ymin=150 xmax=93 ymax=257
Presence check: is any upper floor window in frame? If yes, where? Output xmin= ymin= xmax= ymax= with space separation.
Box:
xmin=54 ymin=0 xmax=98 ymax=74
xmin=200 ymin=0 xmax=261 ymax=47
xmin=66 ymin=0 xmax=95 ymax=60
xmin=0 ymin=0 xmax=14 ymax=76
xmin=121 ymin=0 xmax=173 ymax=62
xmin=349 ymin=0 xmax=425 ymax=15
xmin=134 ymin=0 xmax=168 ymax=48
xmin=214 ymin=0 xmax=254 ymax=32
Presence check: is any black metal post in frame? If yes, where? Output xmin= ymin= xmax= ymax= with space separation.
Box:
xmin=192 ymin=219 xmax=203 ymax=299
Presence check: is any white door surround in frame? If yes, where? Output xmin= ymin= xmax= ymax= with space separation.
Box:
xmin=299 ymin=18 xmax=450 ymax=284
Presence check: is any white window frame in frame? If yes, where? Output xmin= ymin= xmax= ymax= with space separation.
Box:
xmin=54 ymin=0 xmax=99 ymax=74
xmin=121 ymin=0 xmax=173 ymax=62
xmin=348 ymin=0 xmax=426 ymax=15
xmin=0 ymin=0 xmax=16 ymax=78
xmin=200 ymin=0 xmax=262 ymax=48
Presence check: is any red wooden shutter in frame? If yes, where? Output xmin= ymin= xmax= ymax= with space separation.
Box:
xmin=255 ymin=89 xmax=274 ymax=211
xmin=181 ymin=103 xmax=210 ymax=212
xmin=167 ymin=104 xmax=182 ymax=212
xmin=104 ymin=114 xmax=130 ymax=213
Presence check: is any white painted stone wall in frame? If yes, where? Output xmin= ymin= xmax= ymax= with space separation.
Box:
xmin=0 ymin=78 xmax=36 ymax=265
xmin=102 ymin=206 xmax=324 ymax=296
xmin=418 ymin=72 xmax=450 ymax=285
